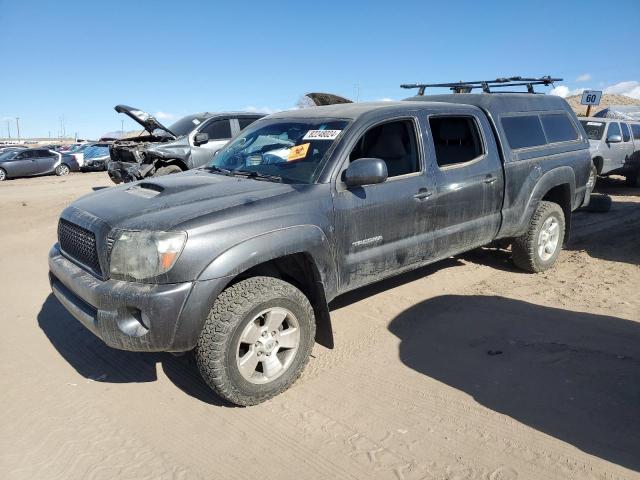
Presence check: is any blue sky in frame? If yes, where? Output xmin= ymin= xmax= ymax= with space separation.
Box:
xmin=1 ymin=0 xmax=639 ymax=139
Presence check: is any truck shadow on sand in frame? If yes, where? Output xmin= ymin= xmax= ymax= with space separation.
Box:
xmin=37 ymin=295 xmax=233 ymax=407
xmin=388 ymin=295 xmax=640 ymax=472
xmin=593 ymin=176 xmax=640 ymax=198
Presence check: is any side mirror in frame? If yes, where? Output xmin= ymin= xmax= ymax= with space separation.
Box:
xmin=607 ymin=134 xmax=622 ymax=143
xmin=344 ymin=157 xmax=388 ymax=187
xmin=194 ymin=132 xmax=209 ymax=146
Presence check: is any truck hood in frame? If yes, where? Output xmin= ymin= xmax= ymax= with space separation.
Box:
xmin=66 ymin=170 xmax=299 ymax=231
xmin=114 ymin=105 xmax=176 ymax=139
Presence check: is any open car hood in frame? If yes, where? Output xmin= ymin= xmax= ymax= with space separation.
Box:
xmin=114 ymin=105 xmax=176 ymax=139
xmin=297 ymin=92 xmax=353 ymax=108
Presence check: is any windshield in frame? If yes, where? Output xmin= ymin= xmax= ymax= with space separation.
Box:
xmin=207 ymin=119 xmax=349 ymax=184
xmin=66 ymin=144 xmax=86 ymax=153
xmin=84 ymin=145 xmax=110 ymax=159
xmin=580 ymin=120 xmax=606 ymax=140
xmin=0 ymin=150 xmax=19 ymax=161
xmin=167 ymin=114 xmax=211 ymax=137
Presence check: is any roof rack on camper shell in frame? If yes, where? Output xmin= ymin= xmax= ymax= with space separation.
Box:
xmin=400 ymin=76 xmax=562 ymax=95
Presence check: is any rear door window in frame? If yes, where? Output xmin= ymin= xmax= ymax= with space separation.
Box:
xmin=631 ymin=124 xmax=640 ymax=140
xmin=621 ymin=123 xmax=631 ymax=142
xmin=541 ymin=113 xmax=579 ymax=143
xmin=429 ymin=116 xmax=484 ymax=167
xmin=501 ymin=115 xmax=547 ymax=149
xmin=201 ymin=119 xmax=232 ymax=140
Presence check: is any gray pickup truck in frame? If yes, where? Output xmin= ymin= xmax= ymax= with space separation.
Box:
xmin=579 ymin=117 xmax=640 ymax=187
xmin=49 ymin=79 xmax=592 ymax=405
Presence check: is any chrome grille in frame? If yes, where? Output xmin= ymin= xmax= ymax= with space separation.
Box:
xmin=58 ymin=219 xmax=101 ymax=274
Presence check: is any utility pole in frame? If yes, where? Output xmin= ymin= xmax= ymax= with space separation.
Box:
xmin=15 ymin=117 xmax=20 ymax=142
xmin=354 ymin=81 xmax=361 ymax=103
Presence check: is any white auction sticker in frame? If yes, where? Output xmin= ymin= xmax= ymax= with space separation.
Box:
xmin=303 ymin=129 xmax=342 ymax=140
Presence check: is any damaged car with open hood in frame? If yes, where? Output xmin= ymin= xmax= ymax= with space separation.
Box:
xmin=107 ymin=105 xmax=265 ymax=183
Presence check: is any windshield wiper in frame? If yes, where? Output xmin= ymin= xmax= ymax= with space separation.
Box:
xmin=206 ymin=165 xmax=232 ymax=176
xmin=231 ymin=170 xmax=284 ymax=183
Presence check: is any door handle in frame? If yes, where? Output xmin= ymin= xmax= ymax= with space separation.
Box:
xmin=484 ymin=175 xmax=497 ymax=184
xmin=413 ymin=189 xmax=432 ymax=200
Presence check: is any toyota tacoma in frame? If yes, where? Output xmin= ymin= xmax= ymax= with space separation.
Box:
xmin=49 ymin=77 xmax=592 ymax=406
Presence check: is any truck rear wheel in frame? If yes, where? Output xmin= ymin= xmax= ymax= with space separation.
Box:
xmin=196 ymin=276 xmax=316 ymax=406
xmin=512 ymin=201 xmax=565 ymax=273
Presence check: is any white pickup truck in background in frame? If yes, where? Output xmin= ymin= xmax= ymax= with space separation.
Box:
xmin=580 ymin=117 xmax=640 ymax=187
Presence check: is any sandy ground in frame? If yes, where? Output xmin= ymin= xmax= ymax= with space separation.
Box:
xmin=0 ymin=172 xmax=638 ymax=480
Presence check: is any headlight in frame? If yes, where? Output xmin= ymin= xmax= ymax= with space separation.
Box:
xmin=109 ymin=230 xmax=187 ymax=281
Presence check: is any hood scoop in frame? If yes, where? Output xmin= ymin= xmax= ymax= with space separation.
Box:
xmin=126 ymin=182 xmax=164 ymax=198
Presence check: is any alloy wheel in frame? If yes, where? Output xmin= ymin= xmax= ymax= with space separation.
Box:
xmin=538 ymin=216 xmax=560 ymax=261
xmin=236 ymin=307 xmax=300 ymax=384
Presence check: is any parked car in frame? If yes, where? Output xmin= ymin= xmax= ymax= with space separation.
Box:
xmin=49 ymin=83 xmax=591 ymax=405
xmin=579 ymin=117 xmax=640 ymax=187
xmin=65 ymin=143 xmax=91 ymax=168
xmin=0 ymin=148 xmax=78 ymax=181
xmin=107 ymin=105 xmax=265 ymax=183
xmin=80 ymin=143 xmax=111 ymax=171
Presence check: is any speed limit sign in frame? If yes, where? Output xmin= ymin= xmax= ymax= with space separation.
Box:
xmin=581 ymin=90 xmax=602 ymax=106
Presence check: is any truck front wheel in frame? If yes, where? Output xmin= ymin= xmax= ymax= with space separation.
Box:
xmin=512 ymin=201 xmax=565 ymax=273
xmin=196 ymin=276 xmax=316 ymax=406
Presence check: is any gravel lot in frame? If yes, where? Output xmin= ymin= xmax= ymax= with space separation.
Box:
xmin=1 ymin=172 xmax=638 ymax=480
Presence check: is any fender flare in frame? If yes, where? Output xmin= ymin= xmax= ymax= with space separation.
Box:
xmin=198 ymin=225 xmax=338 ymax=298
xmin=518 ymin=167 xmax=576 ymax=236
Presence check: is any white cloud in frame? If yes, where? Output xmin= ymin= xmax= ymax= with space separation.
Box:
xmin=154 ymin=111 xmax=176 ymax=120
xmin=377 ymin=98 xmax=394 ymax=102
xmin=576 ymin=73 xmax=591 ymax=82
xmin=603 ymin=81 xmax=640 ymax=99
xmin=243 ymin=106 xmax=279 ymax=114
xmin=549 ymin=86 xmax=585 ymax=98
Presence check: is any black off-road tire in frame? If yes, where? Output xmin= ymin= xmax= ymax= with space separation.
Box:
xmin=196 ymin=276 xmax=316 ymax=406
xmin=583 ymin=193 xmax=612 ymax=213
xmin=154 ymin=164 xmax=183 ymax=177
xmin=512 ymin=201 xmax=565 ymax=273
xmin=55 ymin=163 xmax=70 ymax=176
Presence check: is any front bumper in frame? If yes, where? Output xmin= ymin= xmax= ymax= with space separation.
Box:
xmin=81 ymin=159 xmax=107 ymax=171
xmin=48 ymin=244 xmax=229 ymax=352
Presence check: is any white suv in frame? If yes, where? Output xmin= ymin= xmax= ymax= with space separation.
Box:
xmin=579 ymin=117 xmax=640 ymax=186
